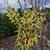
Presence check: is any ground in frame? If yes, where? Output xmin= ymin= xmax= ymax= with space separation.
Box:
xmin=0 ymin=35 xmax=16 ymax=50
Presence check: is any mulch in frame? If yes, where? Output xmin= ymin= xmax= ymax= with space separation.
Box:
xmin=0 ymin=35 xmax=16 ymax=50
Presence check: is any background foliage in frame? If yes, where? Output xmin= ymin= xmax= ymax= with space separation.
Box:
xmin=0 ymin=9 xmax=16 ymax=39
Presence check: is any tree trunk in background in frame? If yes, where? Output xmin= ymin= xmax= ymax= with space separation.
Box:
xmin=18 ymin=0 xmax=22 ymax=9
xmin=24 ymin=0 xmax=27 ymax=9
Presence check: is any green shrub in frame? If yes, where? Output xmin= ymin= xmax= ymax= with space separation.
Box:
xmin=45 ymin=8 xmax=50 ymax=21
xmin=0 ymin=12 xmax=16 ymax=39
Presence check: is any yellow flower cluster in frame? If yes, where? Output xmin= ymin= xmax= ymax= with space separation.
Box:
xmin=5 ymin=8 xmax=46 ymax=50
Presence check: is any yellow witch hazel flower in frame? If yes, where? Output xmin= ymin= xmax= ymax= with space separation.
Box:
xmin=47 ymin=40 xmax=50 ymax=46
xmin=5 ymin=8 xmax=46 ymax=50
xmin=33 ymin=36 xmax=38 ymax=45
xmin=6 ymin=8 xmax=20 ymax=23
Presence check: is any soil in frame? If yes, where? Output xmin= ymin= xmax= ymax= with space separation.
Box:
xmin=0 ymin=35 xmax=16 ymax=50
